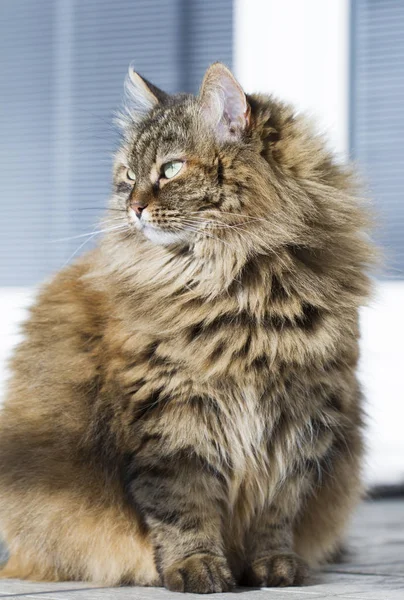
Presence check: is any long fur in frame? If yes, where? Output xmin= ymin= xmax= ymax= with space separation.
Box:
xmin=0 ymin=64 xmax=374 ymax=592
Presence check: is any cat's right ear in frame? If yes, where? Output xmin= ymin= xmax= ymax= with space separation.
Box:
xmin=118 ymin=66 xmax=168 ymax=129
xmin=199 ymin=63 xmax=250 ymax=142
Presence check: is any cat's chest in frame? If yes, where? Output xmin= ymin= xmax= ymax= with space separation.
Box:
xmin=157 ymin=299 xmax=328 ymax=383
xmin=166 ymin=384 xmax=289 ymax=490
xmin=114 ymin=311 xmax=331 ymax=493
xmin=182 ymin=384 xmax=322 ymax=496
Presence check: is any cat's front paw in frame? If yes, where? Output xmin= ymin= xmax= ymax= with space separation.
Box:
xmin=163 ymin=553 xmax=235 ymax=593
xmin=243 ymin=552 xmax=308 ymax=587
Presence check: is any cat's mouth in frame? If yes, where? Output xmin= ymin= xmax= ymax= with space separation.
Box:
xmin=129 ymin=207 xmax=189 ymax=246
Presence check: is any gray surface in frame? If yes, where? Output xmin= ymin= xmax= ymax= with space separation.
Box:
xmin=0 ymin=500 xmax=403 ymax=599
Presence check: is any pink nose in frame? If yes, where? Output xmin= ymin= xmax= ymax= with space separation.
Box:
xmin=131 ymin=202 xmax=148 ymax=218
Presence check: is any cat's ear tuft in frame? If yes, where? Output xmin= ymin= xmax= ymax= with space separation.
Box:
xmin=118 ymin=65 xmax=168 ymax=129
xmin=126 ymin=69 xmax=159 ymax=113
xmin=199 ymin=63 xmax=250 ymax=141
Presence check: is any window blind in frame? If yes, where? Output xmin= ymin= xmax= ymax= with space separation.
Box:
xmin=0 ymin=0 xmax=233 ymax=286
xmin=351 ymin=0 xmax=404 ymax=278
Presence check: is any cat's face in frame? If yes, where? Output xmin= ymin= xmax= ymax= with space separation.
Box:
xmin=110 ymin=64 xmax=274 ymax=251
xmin=114 ymin=99 xmax=228 ymax=246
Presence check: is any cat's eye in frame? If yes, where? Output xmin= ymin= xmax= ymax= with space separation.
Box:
xmin=126 ymin=168 xmax=137 ymax=183
xmin=162 ymin=160 xmax=183 ymax=179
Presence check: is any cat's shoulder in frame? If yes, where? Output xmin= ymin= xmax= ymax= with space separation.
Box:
xmin=26 ymin=248 xmax=110 ymax=335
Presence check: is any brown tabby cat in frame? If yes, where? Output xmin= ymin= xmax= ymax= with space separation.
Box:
xmin=0 ymin=63 xmax=373 ymax=593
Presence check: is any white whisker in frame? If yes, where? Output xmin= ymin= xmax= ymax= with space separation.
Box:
xmin=62 ymin=232 xmax=98 ymax=268
xmin=48 ymin=224 xmax=129 ymax=244
xmin=181 ymin=220 xmax=236 ymax=249
xmin=184 ymin=217 xmax=265 ymax=249
xmin=189 ymin=210 xmax=285 ymax=232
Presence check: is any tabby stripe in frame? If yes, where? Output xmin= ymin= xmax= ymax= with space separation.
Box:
xmin=217 ymin=157 xmax=224 ymax=187
xmin=325 ymin=393 xmax=343 ymax=412
xmin=134 ymin=432 xmax=163 ymax=454
xmin=130 ymin=387 xmax=168 ymax=423
xmin=116 ymin=182 xmax=132 ymax=194
xmin=187 ymin=304 xmax=322 ymax=343
xmin=153 ymin=544 xmax=164 ymax=577
xmin=270 ymin=274 xmax=288 ymax=301
xmin=125 ymin=447 xmax=227 ymax=487
xmin=143 ymin=505 xmax=203 ymax=531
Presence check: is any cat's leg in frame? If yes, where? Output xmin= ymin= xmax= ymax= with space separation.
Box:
xmin=242 ymin=413 xmax=363 ymax=585
xmin=125 ymin=441 xmax=235 ymax=593
xmin=241 ymin=499 xmax=308 ymax=588
xmin=293 ymin=430 xmax=363 ymax=567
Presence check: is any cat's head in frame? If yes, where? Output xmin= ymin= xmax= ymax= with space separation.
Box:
xmin=111 ymin=63 xmax=306 ymax=252
xmin=108 ymin=63 xmax=371 ymax=292
xmin=111 ymin=63 xmax=260 ymax=248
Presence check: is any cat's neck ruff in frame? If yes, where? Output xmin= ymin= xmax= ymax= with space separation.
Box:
xmin=100 ymin=228 xmax=257 ymax=303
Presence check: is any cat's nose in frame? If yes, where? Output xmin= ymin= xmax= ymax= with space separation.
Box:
xmin=131 ymin=201 xmax=148 ymax=219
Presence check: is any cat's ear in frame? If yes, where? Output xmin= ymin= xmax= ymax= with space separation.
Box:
xmin=199 ymin=63 xmax=250 ymax=141
xmin=119 ymin=66 xmax=168 ymax=127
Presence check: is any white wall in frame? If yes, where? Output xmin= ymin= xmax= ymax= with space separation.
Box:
xmin=234 ymin=0 xmax=404 ymax=486
xmin=234 ymin=0 xmax=350 ymax=158
xmin=0 ymin=290 xmax=35 ymax=400
xmin=359 ymin=282 xmax=404 ymax=485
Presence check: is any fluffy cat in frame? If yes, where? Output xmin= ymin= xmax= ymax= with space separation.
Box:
xmin=0 ymin=63 xmax=374 ymax=592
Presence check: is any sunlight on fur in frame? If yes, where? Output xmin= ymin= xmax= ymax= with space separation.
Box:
xmin=0 ymin=63 xmax=375 ymax=593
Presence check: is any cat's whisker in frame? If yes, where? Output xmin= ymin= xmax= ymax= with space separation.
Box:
xmin=183 ymin=217 xmax=269 ymax=250
xmin=99 ymin=218 xmax=127 ymax=226
xmin=61 ymin=219 xmax=129 ymax=266
xmin=48 ymin=224 xmax=129 ymax=244
xmin=182 ymin=218 xmax=249 ymax=241
xmin=191 ymin=210 xmax=270 ymax=223
xmin=182 ymin=218 xmax=250 ymax=245
xmin=62 ymin=232 xmax=99 ymax=268
xmin=187 ymin=217 xmax=290 ymax=256
xmin=185 ymin=218 xmax=289 ymax=267
xmin=181 ymin=217 xmax=241 ymax=231
xmin=224 ymin=224 xmax=272 ymax=249
xmin=187 ymin=214 xmax=270 ymax=233
xmin=100 ymin=215 xmax=125 ymax=223
xmin=69 ymin=208 xmax=127 ymax=214
xmin=181 ymin=221 xmax=237 ymax=250
xmin=189 ymin=210 xmax=285 ymax=231
xmin=170 ymin=217 xmax=287 ymax=263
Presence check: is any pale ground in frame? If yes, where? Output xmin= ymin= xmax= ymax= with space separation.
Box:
xmin=0 ymin=500 xmax=403 ymax=599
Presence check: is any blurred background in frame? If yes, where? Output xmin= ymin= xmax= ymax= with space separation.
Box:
xmin=0 ymin=0 xmax=403 ymax=490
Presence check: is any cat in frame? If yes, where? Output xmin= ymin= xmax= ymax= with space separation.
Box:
xmin=0 ymin=63 xmax=374 ymax=593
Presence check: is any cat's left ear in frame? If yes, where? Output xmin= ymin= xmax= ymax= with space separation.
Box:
xmin=199 ymin=63 xmax=250 ymax=141
xmin=121 ymin=65 xmax=169 ymax=126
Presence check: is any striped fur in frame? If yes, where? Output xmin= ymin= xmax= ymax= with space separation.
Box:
xmin=0 ymin=64 xmax=374 ymax=592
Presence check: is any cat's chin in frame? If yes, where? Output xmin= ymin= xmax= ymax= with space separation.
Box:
xmin=141 ymin=224 xmax=185 ymax=246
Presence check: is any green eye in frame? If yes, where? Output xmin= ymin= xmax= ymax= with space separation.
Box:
xmin=162 ymin=160 xmax=183 ymax=179
xmin=126 ymin=168 xmax=136 ymax=182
